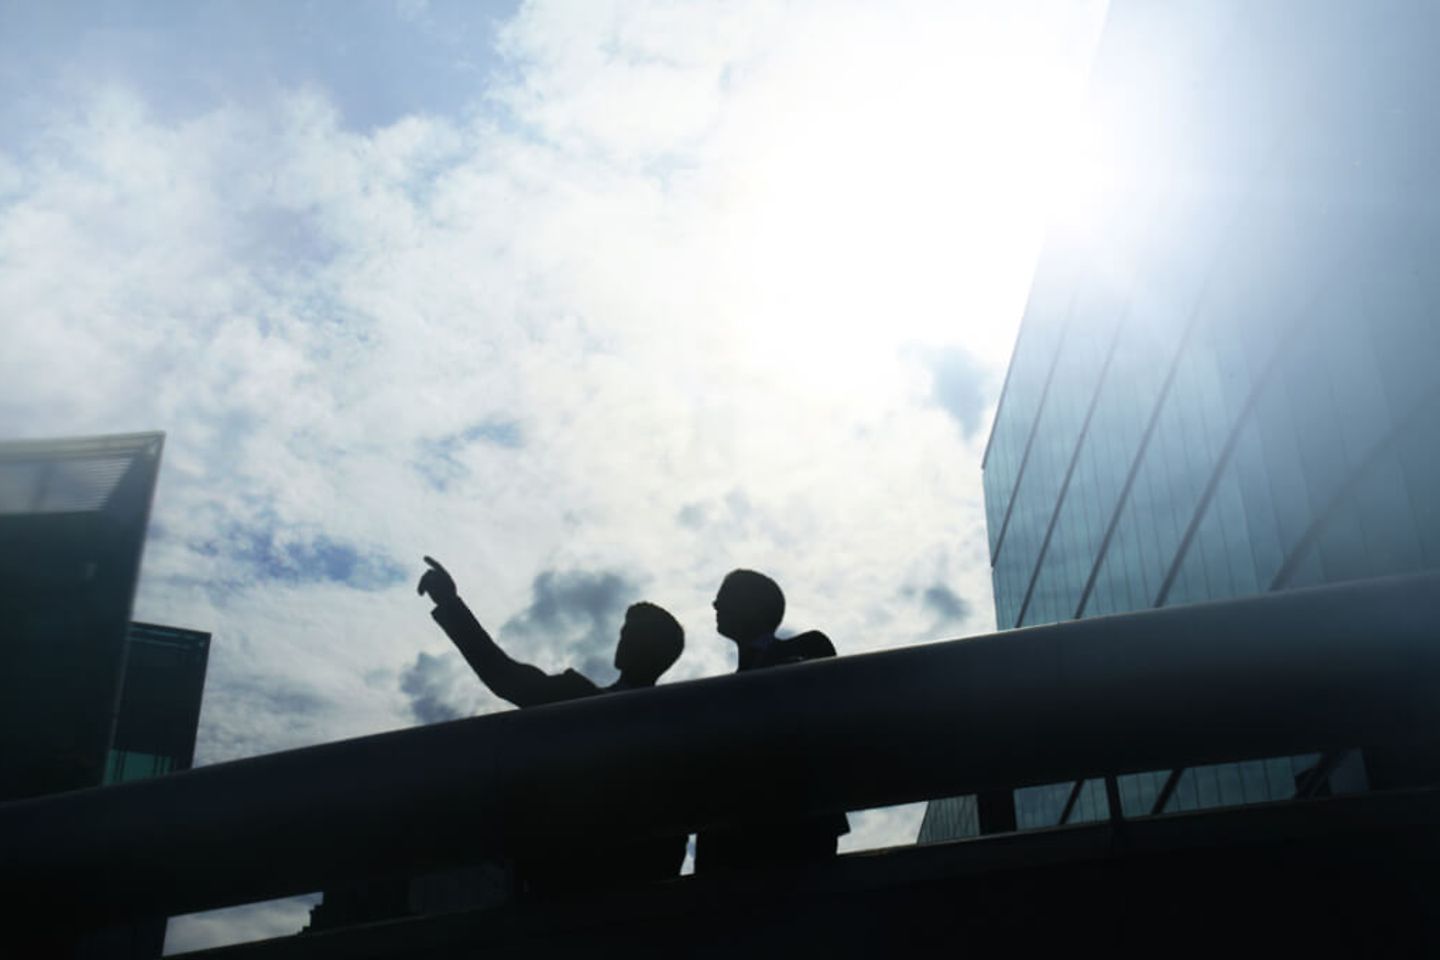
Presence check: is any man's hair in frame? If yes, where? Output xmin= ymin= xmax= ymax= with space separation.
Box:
xmin=624 ymin=601 xmax=685 ymax=676
xmin=721 ymin=569 xmax=785 ymax=634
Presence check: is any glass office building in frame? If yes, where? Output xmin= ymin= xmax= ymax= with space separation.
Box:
xmin=922 ymin=0 xmax=1440 ymax=841
xmin=0 ymin=432 xmax=165 ymax=801
xmin=107 ymin=622 xmax=211 ymax=784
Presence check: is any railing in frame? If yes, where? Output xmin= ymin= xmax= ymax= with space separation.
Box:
xmin=4 ymin=572 xmax=1439 ymax=930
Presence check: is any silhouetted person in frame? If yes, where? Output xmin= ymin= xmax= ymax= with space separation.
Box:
xmin=417 ymin=555 xmax=686 ymax=892
xmin=694 ymin=569 xmax=850 ymax=872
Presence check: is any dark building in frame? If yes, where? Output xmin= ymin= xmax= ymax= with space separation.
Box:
xmin=0 ymin=432 xmax=215 ymax=957
xmin=922 ymin=0 xmax=1440 ymax=841
xmin=102 ymin=622 xmax=210 ymax=960
xmin=108 ymin=622 xmax=211 ymax=784
xmin=0 ymin=432 xmax=165 ymax=801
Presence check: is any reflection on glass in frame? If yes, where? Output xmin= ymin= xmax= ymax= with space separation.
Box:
xmin=926 ymin=0 xmax=1440 ymax=843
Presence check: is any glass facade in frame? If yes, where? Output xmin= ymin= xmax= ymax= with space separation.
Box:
xmin=0 ymin=432 xmax=165 ymax=801
xmin=106 ymin=621 xmax=211 ymax=784
xmin=922 ymin=0 xmax=1440 ymax=843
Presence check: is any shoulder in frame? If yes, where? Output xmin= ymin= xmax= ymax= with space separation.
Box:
xmin=772 ymin=630 xmax=836 ymax=663
xmin=554 ymin=669 xmax=601 ymax=699
xmin=526 ymin=669 xmax=601 ymax=706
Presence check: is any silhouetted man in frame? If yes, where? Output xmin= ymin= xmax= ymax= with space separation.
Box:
xmin=417 ymin=556 xmax=687 ymax=891
xmin=694 ymin=568 xmax=850 ymax=872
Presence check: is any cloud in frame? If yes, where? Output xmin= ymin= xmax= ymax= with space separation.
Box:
xmin=196 ymin=670 xmax=334 ymax=764
xmin=196 ymin=522 xmax=408 ymax=591
xmin=673 ymin=489 xmax=762 ymax=537
xmin=920 ymin=583 xmax=971 ymax=628
xmin=502 ymin=568 xmax=643 ymax=679
xmin=166 ymin=894 xmax=321 ymax=955
xmin=0 ymin=0 xmax=516 ymax=136
xmin=399 ymin=650 xmax=483 ymax=724
xmin=415 ymin=419 xmax=524 ymax=491
xmin=675 ymin=502 xmax=708 ymax=530
xmin=924 ymin=346 xmax=992 ymax=440
xmin=839 ymin=802 xmax=928 ymax=854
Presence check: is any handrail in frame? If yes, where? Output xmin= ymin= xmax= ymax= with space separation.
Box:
xmin=3 ymin=572 xmax=1439 ymax=926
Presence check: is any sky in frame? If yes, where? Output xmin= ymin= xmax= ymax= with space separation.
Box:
xmin=0 ymin=0 xmax=1108 ymax=950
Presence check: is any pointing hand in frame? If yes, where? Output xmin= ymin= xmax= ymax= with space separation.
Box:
xmin=417 ymin=555 xmax=458 ymax=605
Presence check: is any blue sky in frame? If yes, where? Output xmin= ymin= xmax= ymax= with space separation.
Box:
xmin=0 ymin=1 xmax=517 ymax=134
xmin=0 ymin=0 xmax=1107 ymax=949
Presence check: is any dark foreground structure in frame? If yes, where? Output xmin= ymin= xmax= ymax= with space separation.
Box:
xmin=4 ymin=572 xmax=1439 ymax=955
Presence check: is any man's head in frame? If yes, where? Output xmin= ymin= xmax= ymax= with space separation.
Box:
xmin=713 ymin=569 xmax=785 ymax=642
xmin=613 ymin=602 xmax=685 ymax=684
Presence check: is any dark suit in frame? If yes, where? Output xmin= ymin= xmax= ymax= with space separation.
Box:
xmin=695 ymin=630 xmax=851 ymax=872
xmin=430 ymin=597 xmax=686 ymax=892
xmin=737 ymin=629 xmax=838 ymax=671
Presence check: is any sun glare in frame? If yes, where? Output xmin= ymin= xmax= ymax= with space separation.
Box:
xmin=708 ymin=7 xmax=1108 ymax=393
xmin=1046 ymin=113 xmax=1115 ymax=232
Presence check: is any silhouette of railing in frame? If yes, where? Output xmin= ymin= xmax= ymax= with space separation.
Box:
xmin=4 ymin=572 xmax=1439 ymax=931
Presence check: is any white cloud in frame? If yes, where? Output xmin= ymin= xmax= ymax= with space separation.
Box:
xmin=1 ymin=0 xmax=1106 ymax=948
xmin=166 ymin=895 xmax=321 ymax=955
xmin=840 ymin=802 xmax=929 ymax=855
